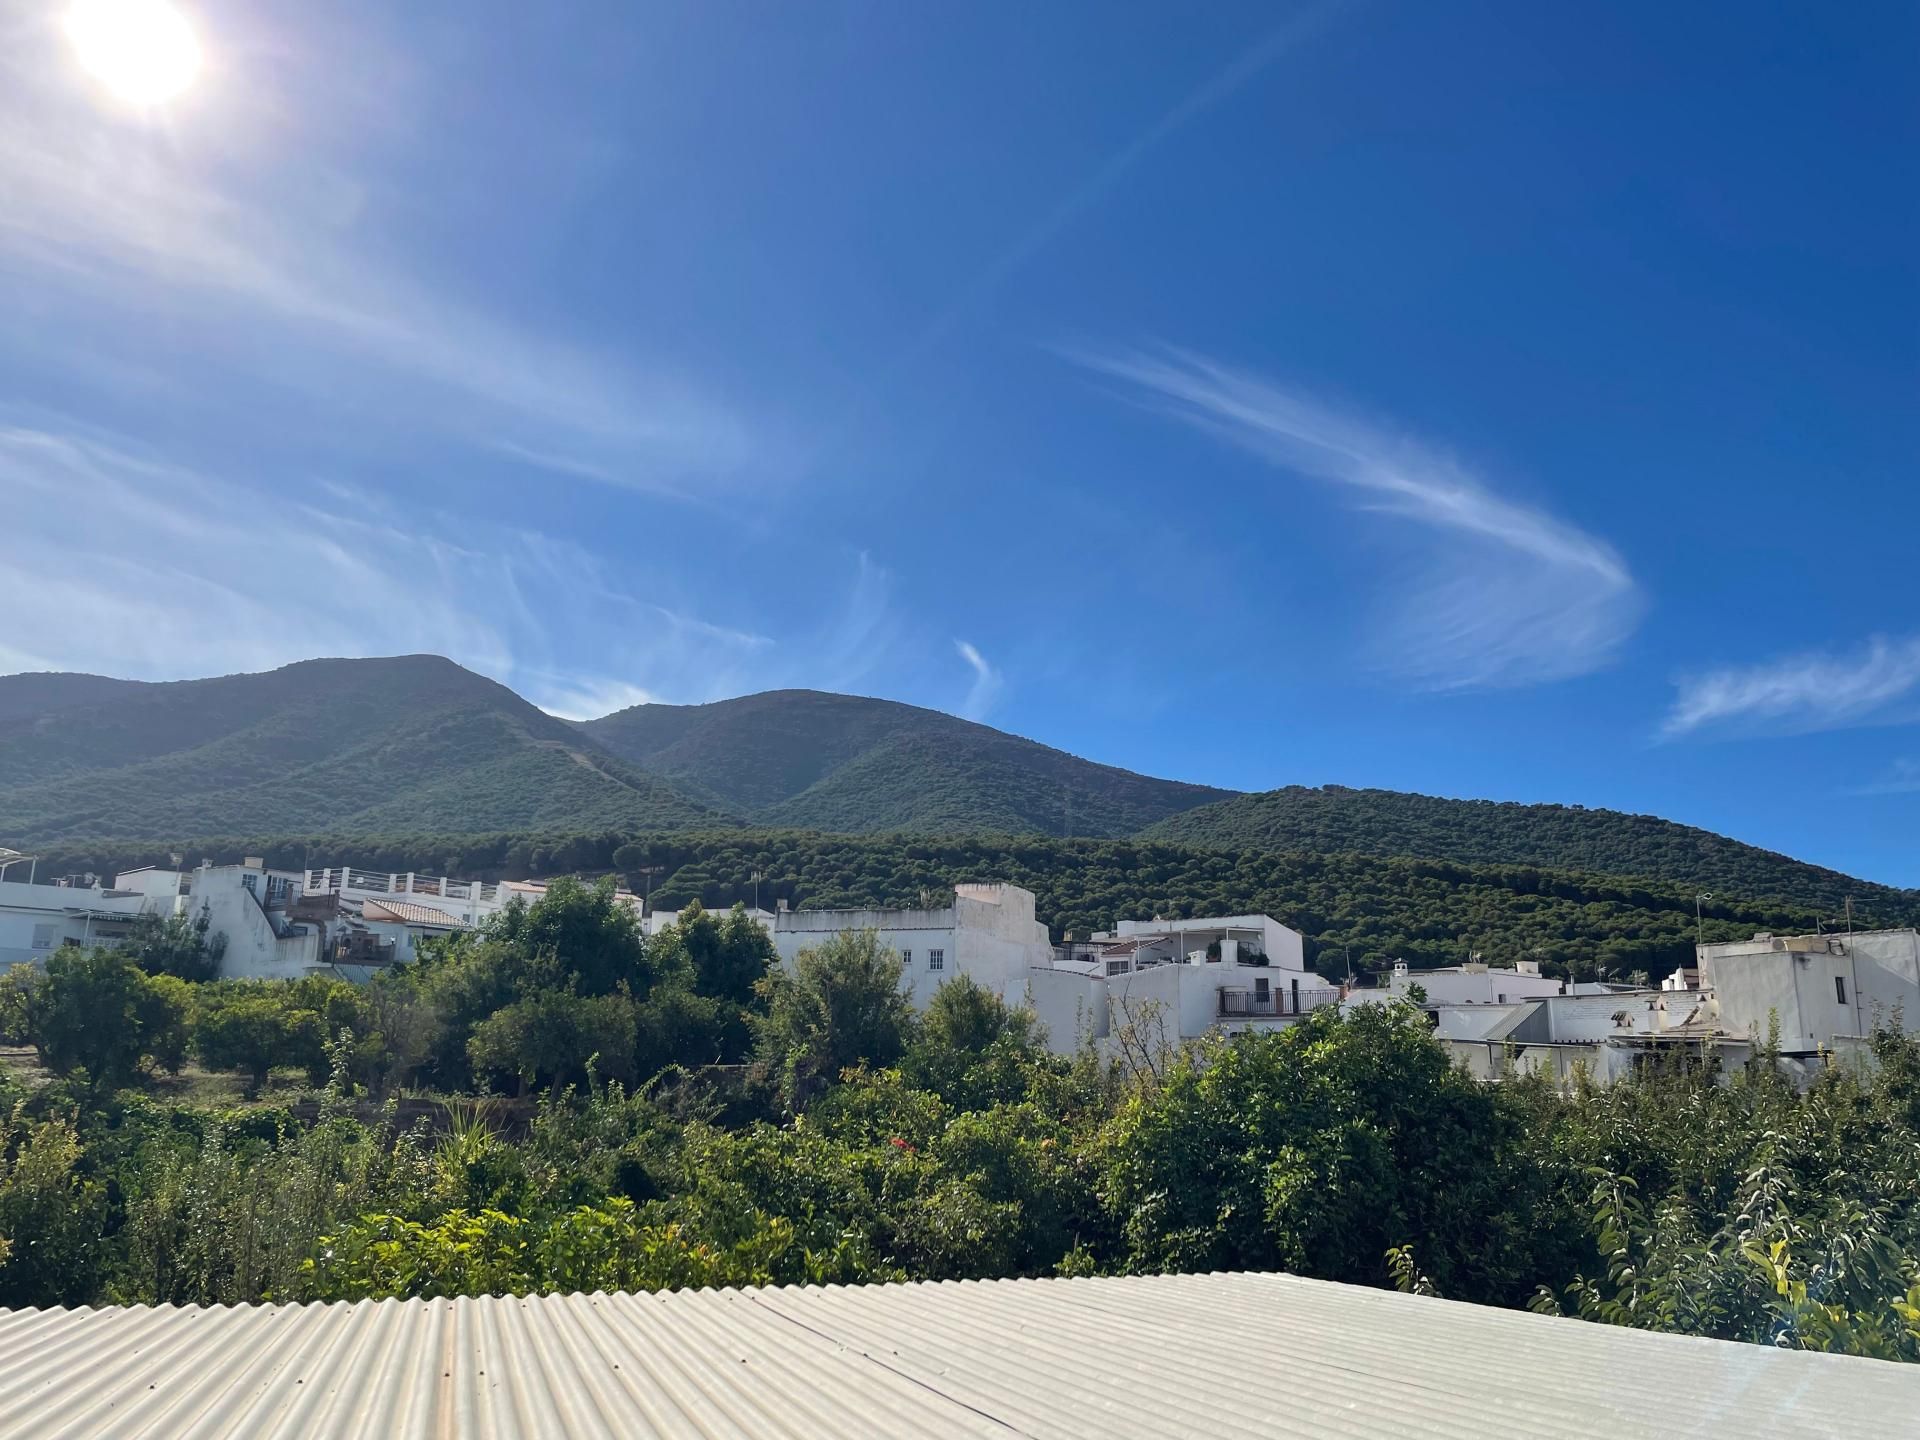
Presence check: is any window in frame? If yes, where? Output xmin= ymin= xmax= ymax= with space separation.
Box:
xmin=30 ymin=923 xmax=55 ymax=951
xmin=1836 ymin=976 xmax=1848 ymax=1005
xmin=900 ymin=949 xmax=911 ymax=967
xmin=928 ymin=948 xmax=945 ymax=972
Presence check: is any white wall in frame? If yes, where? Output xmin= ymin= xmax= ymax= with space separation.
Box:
xmin=771 ymin=885 xmax=1057 ymax=1010
xmin=1110 ymin=914 xmax=1306 ymax=971
xmin=1699 ymin=930 xmax=1920 ymax=1051
xmin=1022 ymin=968 xmax=1107 ymax=1051
xmin=188 ymin=865 xmax=323 ymax=980
xmin=0 ymin=880 xmax=147 ymax=968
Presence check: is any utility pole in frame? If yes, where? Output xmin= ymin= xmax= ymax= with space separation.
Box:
xmin=634 ymin=864 xmax=664 ymax=916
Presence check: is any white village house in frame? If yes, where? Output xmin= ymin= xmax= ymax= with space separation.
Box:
xmin=769 ymin=884 xmax=1337 ymax=1057
xmin=1368 ymin=926 xmax=1920 ymax=1088
xmin=0 ymin=858 xmax=646 ymax=982
xmin=7 ymin=857 xmax=1336 ymax=1056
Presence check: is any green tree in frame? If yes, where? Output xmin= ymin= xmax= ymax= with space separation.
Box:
xmin=647 ymin=903 xmax=775 ymax=1061
xmin=125 ymin=905 xmax=226 ymax=982
xmin=901 ymin=975 xmax=1045 ymax=1110
xmin=6 ymin=947 xmax=185 ymax=1089
xmin=192 ymin=986 xmax=325 ymax=1097
xmin=1099 ymin=1004 xmax=1564 ymax=1304
xmin=0 ymin=1113 xmax=108 ymax=1307
xmin=134 ymin=973 xmax=193 ymax=1075
xmin=485 ymin=877 xmax=656 ymax=997
xmin=752 ymin=930 xmax=915 ymax=1110
xmin=468 ymin=990 xmax=639 ymax=1095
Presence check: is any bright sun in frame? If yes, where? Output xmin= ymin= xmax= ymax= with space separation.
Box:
xmin=65 ymin=0 xmax=202 ymax=106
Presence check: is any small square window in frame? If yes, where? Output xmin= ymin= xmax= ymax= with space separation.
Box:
xmin=1836 ymin=976 xmax=1848 ymax=1005
xmin=30 ymin=923 xmax=55 ymax=951
xmin=900 ymin=949 xmax=911 ymax=967
xmin=928 ymin=948 xmax=945 ymax=972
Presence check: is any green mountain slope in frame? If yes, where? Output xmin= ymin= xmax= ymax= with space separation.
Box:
xmin=578 ymin=689 xmax=1231 ymax=837
xmin=1142 ymin=784 xmax=1912 ymax=915
xmin=0 ymin=656 xmax=722 ymax=845
xmin=2 ymin=657 xmax=1909 ymax=920
xmin=0 ymin=672 xmax=149 ymax=724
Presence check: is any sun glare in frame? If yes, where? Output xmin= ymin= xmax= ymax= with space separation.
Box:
xmin=65 ymin=0 xmax=202 ymax=107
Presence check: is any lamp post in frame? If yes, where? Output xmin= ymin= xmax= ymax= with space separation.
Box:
xmin=1695 ymin=892 xmax=1713 ymax=951
xmin=750 ymin=869 xmax=764 ymax=912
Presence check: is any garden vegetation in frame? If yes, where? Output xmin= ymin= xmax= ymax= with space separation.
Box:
xmin=2 ymin=879 xmax=1920 ymax=1363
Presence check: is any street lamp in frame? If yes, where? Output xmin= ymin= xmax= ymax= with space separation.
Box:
xmin=749 ymin=869 xmax=764 ymax=911
xmin=1695 ymin=893 xmax=1713 ymax=951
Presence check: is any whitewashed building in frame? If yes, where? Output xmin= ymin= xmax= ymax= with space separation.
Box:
xmin=1695 ymin=927 xmax=1920 ymax=1055
xmin=1351 ymin=958 xmax=1573 ymax=1008
xmin=770 ymin=886 xmax=1334 ymax=1057
xmin=772 ymin=883 xmax=1055 ymax=1011
xmin=0 ymin=877 xmax=147 ymax=968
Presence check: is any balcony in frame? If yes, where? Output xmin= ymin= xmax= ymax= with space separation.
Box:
xmin=1218 ymin=985 xmax=1340 ymax=1019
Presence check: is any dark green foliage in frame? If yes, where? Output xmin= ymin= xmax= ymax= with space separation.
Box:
xmin=1146 ymin=784 xmax=1912 ymax=916
xmin=1098 ymin=1005 xmax=1565 ymax=1303
xmin=1 ymin=947 xmax=190 ymax=1088
xmin=192 ymin=985 xmax=326 ymax=1096
xmin=753 ymin=930 xmax=917 ymax=1111
xmin=124 ymin=907 xmax=227 ymax=983
xmin=7 ymin=977 xmax=1920 ymax=1368
xmin=469 ymin=991 xmax=640 ymax=1094
xmin=0 ymin=656 xmax=721 ymax=845
xmin=578 ymin=688 xmax=1230 ymax=837
xmin=651 ymin=903 xmax=775 ymax=1008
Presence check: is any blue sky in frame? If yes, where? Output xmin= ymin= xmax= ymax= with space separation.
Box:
xmin=2 ymin=1 xmax=1917 ymax=886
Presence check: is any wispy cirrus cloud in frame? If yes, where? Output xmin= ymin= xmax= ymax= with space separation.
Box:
xmin=0 ymin=421 xmax=769 ymax=714
xmin=1853 ymin=758 xmax=1920 ymax=796
xmin=1071 ymin=346 xmax=1641 ymax=690
xmin=954 ymin=640 xmax=1004 ymax=720
xmin=1662 ymin=635 xmax=1920 ymax=740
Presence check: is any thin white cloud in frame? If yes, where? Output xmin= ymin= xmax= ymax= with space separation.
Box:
xmin=954 ymin=639 xmax=1004 ymax=721
xmin=0 ymin=422 xmax=768 ymax=709
xmin=1853 ymin=758 xmax=1920 ymax=797
xmin=533 ymin=677 xmax=662 ymax=723
xmin=1072 ymin=347 xmax=1641 ymax=690
xmin=1662 ymin=635 xmax=1920 ymax=740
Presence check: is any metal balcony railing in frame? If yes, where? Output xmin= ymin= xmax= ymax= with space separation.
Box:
xmin=1218 ymin=985 xmax=1340 ymax=1018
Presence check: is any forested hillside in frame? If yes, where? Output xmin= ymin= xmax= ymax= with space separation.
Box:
xmin=3 ymin=657 xmax=1908 ymax=916
xmin=34 ymin=828 xmax=1902 ymax=984
xmin=579 ymin=689 xmax=1230 ymax=836
xmin=0 ymin=657 xmax=718 ymax=844
xmin=1144 ymin=784 xmax=1910 ymax=916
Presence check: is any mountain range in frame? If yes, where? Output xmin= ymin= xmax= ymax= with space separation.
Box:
xmin=0 ymin=653 xmax=1906 ymax=916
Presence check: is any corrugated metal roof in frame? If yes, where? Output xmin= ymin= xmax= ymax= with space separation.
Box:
xmin=0 ymin=1270 xmax=1909 ymax=1439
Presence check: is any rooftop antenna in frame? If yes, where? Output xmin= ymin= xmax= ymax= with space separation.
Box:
xmin=750 ymin=869 xmax=764 ymax=911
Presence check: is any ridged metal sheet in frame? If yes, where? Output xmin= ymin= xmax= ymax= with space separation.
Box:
xmin=0 ymin=1270 xmax=1911 ymax=1438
